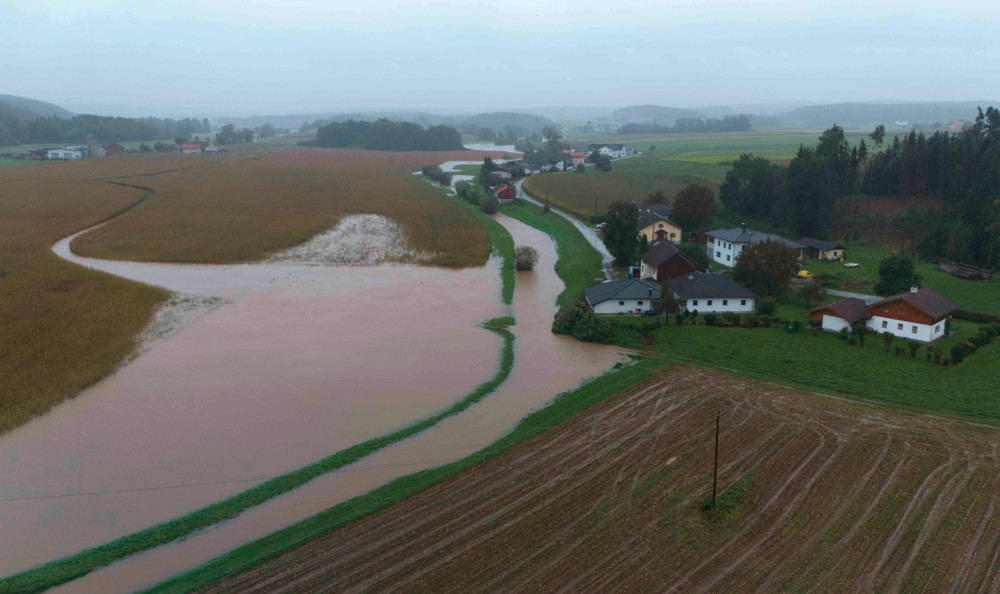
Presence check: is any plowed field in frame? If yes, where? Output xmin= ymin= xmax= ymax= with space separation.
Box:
xmin=201 ymin=367 xmax=1000 ymax=592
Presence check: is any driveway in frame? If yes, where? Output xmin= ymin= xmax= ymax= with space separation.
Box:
xmin=826 ymin=289 xmax=882 ymax=305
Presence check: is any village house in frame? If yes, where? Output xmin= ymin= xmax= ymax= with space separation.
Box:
xmin=810 ymin=287 xmax=958 ymax=343
xmin=490 ymin=182 xmax=517 ymax=202
xmin=180 ymin=142 xmax=205 ymax=154
xmin=670 ymin=271 xmax=758 ymax=314
xmin=586 ymin=143 xmax=636 ymax=159
xmin=523 ymin=151 xmax=572 ymax=173
xmin=561 ymin=150 xmax=586 ymax=167
xmin=639 ymin=242 xmax=699 ymax=282
xmin=705 ymin=223 xmax=805 ymax=267
xmin=584 ymin=278 xmax=661 ymax=315
xmin=638 ymin=212 xmax=682 ymax=244
xmin=798 ymin=237 xmax=845 ymax=262
xmin=47 ymin=146 xmax=88 ymax=160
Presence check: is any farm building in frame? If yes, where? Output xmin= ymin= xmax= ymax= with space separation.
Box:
xmin=584 ymin=278 xmax=661 ymax=315
xmin=639 ymin=242 xmax=699 ymax=282
xmin=491 ymin=182 xmax=517 ymax=202
xmin=586 ymin=143 xmax=635 ymax=159
xmin=705 ymin=223 xmax=805 ymax=267
xmin=180 ymin=142 xmax=205 ymax=154
xmin=799 ymin=237 xmax=845 ymax=262
xmin=938 ymin=259 xmax=993 ymax=280
xmin=808 ymin=298 xmax=871 ymax=333
xmin=47 ymin=147 xmax=87 ymax=160
xmin=104 ymin=142 xmax=125 ymax=156
xmin=638 ymin=212 xmax=682 ymax=244
xmin=868 ymin=287 xmax=958 ymax=343
xmin=670 ymin=271 xmax=758 ymax=314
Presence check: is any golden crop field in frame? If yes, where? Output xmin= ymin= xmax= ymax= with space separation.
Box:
xmin=73 ymin=149 xmax=504 ymax=267
xmin=0 ymin=148 xmax=506 ymax=434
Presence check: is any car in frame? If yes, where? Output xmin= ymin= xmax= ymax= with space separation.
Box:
xmin=796 ymin=270 xmax=814 ymax=279
xmin=844 ymin=262 xmax=860 ymax=268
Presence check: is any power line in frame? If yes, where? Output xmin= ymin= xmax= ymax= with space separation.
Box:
xmin=0 ymin=457 xmax=459 ymax=503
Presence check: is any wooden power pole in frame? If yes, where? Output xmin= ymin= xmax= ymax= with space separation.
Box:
xmin=712 ymin=412 xmax=721 ymax=510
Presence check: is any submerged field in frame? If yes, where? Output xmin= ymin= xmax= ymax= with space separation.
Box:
xmin=0 ymin=148 xmax=509 ymax=436
xmin=192 ymin=367 xmax=1000 ymax=592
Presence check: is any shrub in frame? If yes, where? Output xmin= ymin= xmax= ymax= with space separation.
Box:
xmin=704 ymin=314 xmax=717 ymax=326
xmin=926 ymin=351 xmax=932 ymax=361
xmin=907 ymin=341 xmax=920 ymax=359
xmin=978 ymin=331 xmax=991 ymax=345
xmin=967 ymin=341 xmax=977 ymax=354
xmin=758 ymin=314 xmax=772 ymax=328
xmin=756 ymin=300 xmax=777 ymax=317
xmin=714 ymin=317 xmax=732 ymax=327
xmin=849 ymin=338 xmax=856 ymax=346
xmin=742 ymin=315 xmax=756 ymax=328
xmin=421 ymin=165 xmax=453 ymax=186
xmin=675 ymin=313 xmax=685 ymax=326
xmin=969 ymin=335 xmax=983 ymax=348
xmin=514 ymin=246 xmax=539 ymax=271
xmin=690 ymin=310 xmax=699 ymax=324
xmin=894 ymin=346 xmax=905 ymax=356
xmin=479 ymin=197 xmax=499 ymax=214
xmin=951 ymin=345 xmax=965 ymax=364
xmin=954 ymin=309 xmax=998 ymax=323
xmin=731 ymin=313 xmax=742 ymax=326
xmin=791 ymin=320 xmax=802 ymax=332
xmin=943 ymin=358 xmax=950 ymax=366
xmin=839 ymin=327 xmax=849 ymax=339
xmin=932 ymin=347 xmax=942 ymax=363
xmin=983 ymin=325 xmax=998 ymax=338
xmin=551 ymin=301 xmax=611 ymax=343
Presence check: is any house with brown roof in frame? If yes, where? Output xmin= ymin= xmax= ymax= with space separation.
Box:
xmin=670 ymin=271 xmax=758 ymax=314
xmin=867 ymin=287 xmax=958 ymax=343
xmin=798 ymin=237 xmax=845 ymax=262
xmin=808 ymin=298 xmax=871 ymax=333
xmin=639 ymin=242 xmax=699 ymax=282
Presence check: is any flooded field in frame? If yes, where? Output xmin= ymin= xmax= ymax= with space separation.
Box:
xmin=4 ymin=209 xmax=623 ymax=589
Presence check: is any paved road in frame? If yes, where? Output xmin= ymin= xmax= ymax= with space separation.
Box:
xmin=513 ymin=178 xmax=616 ymax=282
xmin=826 ymin=289 xmax=882 ymax=305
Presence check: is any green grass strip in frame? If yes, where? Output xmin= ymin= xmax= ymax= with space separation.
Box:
xmin=422 ymin=175 xmax=515 ymax=305
xmin=1 ymin=324 xmax=515 ymax=594
xmin=499 ymin=200 xmax=603 ymax=307
xmin=147 ymin=357 xmax=657 ymax=593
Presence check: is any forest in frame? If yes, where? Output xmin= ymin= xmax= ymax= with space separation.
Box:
xmin=315 ymin=118 xmax=463 ymax=151
xmin=0 ymin=114 xmax=211 ymax=146
xmin=618 ymin=114 xmax=752 ymax=135
xmin=720 ymin=107 xmax=1000 ymax=268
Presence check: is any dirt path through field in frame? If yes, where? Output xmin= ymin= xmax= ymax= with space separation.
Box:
xmin=36 ymin=207 xmax=622 ymax=591
xmin=197 ymin=368 xmax=1000 ymax=593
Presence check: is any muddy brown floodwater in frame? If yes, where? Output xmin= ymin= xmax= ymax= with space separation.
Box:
xmin=4 ymin=212 xmax=623 ymax=591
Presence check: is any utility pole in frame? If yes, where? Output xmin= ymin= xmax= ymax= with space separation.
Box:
xmin=711 ymin=412 xmax=721 ymax=510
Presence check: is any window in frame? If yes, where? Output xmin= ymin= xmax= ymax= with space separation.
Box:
xmin=897 ymin=323 xmax=903 ymax=330
xmin=727 ymin=255 xmax=731 ymax=261
xmin=692 ymin=300 xmax=698 ymax=306
xmin=935 ymin=324 xmax=940 ymax=332
xmin=882 ymin=321 xmax=887 ymax=328
xmin=638 ymin=301 xmax=644 ymax=306
xmin=707 ymin=300 xmax=713 ymax=306
xmin=716 ymin=251 xmax=721 ymax=257
xmin=619 ymin=301 xmax=624 ymax=305
xmin=899 ymin=308 xmax=905 ymax=315
xmin=883 ymin=306 xmax=888 ymax=313
xmin=741 ymin=300 xmax=746 ymax=306
xmin=912 ymin=326 xmax=917 ymax=334
xmin=723 ymin=300 xmax=728 ymax=306
xmin=658 ymin=223 xmax=663 ymax=228
xmin=670 ymin=232 xmax=676 ymax=239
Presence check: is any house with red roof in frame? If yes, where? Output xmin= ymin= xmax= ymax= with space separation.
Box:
xmin=810 ymin=287 xmax=958 ymax=343
xmin=807 ymin=298 xmax=871 ymax=333
xmin=180 ymin=142 xmax=205 ymax=154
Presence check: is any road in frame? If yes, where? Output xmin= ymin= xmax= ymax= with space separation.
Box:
xmin=513 ymin=178 xmax=616 ymax=281
xmin=826 ymin=289 xmax=882 ymax=304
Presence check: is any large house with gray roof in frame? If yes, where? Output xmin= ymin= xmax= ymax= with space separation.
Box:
xmin=705 ymin=224 xmax=805 ymax=267
xmin=584 ymin=278 xmax=661 ymax=315
xmin=670 ymin=271 xmax=758 ymax=314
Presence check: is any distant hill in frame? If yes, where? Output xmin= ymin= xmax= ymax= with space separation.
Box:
xmin=612 ymin=104 xmax=704 ymax=125
xmin=458 ymin=112 xmax=556 ymax=136
xmin=0 ymin=94 xmax=74 ymax=120
xmin=217 ymin=111 xmax=455 ymax=131
xmin=775 ymin=102 xmax=997 ymax=128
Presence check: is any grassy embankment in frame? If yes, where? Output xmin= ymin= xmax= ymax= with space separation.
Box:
xmin=147 ymin=357 xmax=657 ymax=593
xmin=1 ymin=322 xmax=517 ymax=593
xmin=499 ymin=199 xmax=603 ymax=306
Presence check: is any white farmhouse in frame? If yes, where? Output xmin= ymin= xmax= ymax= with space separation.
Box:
xmin=47 ymin=147 xmax=87 ymax=160
xmin=584 ymin=278 xmax=661 ymax=315
xmin=705 ymin=223 xmax=805 ymax=267
xmin=670 ymin=271 xmax=758 ymax=314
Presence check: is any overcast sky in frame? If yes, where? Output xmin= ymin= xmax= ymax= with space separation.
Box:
xmin=2 ymin=0 xmax=998 ymax=117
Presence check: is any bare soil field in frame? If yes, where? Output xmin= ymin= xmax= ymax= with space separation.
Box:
xmin=201 ymin=367 xmax=1000 ymax=593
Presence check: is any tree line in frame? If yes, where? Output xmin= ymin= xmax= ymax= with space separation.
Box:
xmin=618 ymin=115 xmax=751 ymax=135
xmin=0 ymin=115 xmax=210 ymax=146
xmin=719 ymin=107 xmax=1000 ymax=268
xmin=316 ymin=118 xmax=463 ymax=151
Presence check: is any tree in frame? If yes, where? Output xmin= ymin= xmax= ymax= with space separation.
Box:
xmin=800 ymin=278 xmax=825 ymax=307
xmin=541 ymin=125 xmax=563 ymax=151
xmin=574 ymin=163 xmax=585 ymax=173
xmin=652 ymin=281 xmax=676 ymax=318
xmin=480 ymin=156 xmax=496 ymax=186
xmin=603 ymin=200 xmax=639 ymax=266
xmin=514 ymin=246 xmax=539 ymax=271
xmin=874 ymin=254 xmax=922 ymax=296
xmin=259 ymin=123 xmax=276 ymax=138
xmin=595 ymin=154 xmax=612 ymax=172
xmin=138 ymin=143 xmax=152 ymax=153
xmin=719 ymin=153 xmax=783 ymax=217
xmin=731 ymin=239 xmax=799 ymax=296
xmin=870 ymin=124 xmax=886 ymax=147
xmin=646 ymin=190 xmax=668 ymax=204
xmin=672 ymin=183 xmax=715 ymax=230
xmin=782 ymin=146 xmax=836 ymax=236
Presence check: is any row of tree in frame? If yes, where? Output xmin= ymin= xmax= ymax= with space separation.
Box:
xmin=719 ymin=107 xmax=1000 ymax=268
xmin=0 ymin=115 xmax=211 ymax=146
xmin=316 ymin=118 xmax=463 ymax=151
xmin=618 ymin=115 xmax=751 ymax=135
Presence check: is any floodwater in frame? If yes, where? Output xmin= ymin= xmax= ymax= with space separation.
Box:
xmin=6 ymin=212 xmax=623 ymax=590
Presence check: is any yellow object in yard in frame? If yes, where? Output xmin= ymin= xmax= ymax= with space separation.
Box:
xmin=797 ymin=270 xmax=814 ymax=279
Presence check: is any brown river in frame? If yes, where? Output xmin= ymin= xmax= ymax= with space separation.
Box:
xmin=1 ymin=212 xmax=623 ymax=590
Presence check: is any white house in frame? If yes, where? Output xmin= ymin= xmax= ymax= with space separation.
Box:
xmin=867 ymin=287 xmax=958 ymax=343
xmin=584 ymin=278 xmax=661 ymax=315
xmin=670 ymin=271 xmax=758 ymax=314
xmin=47 ymin=147 xmax=87 ymax=160
xmin=586 ymin=143 xmax=636 ymax=159
xmin=705 ymin=223 xmax=805 ymax=267
xmin=807 ymin=298 xmax=872 ymax=333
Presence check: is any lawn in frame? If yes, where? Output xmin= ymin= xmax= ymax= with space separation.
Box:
xmin=498 ymin=199 xmax=604 ymax=306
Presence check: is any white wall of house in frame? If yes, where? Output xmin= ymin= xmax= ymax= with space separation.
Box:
xmin=822 ymin=315 xmax=851 ymax=333
xmin=707 ymin=238 xmax=743 ymax=266
xmin=592 ymin=298 xmax=653 ymax=315
xmin=868 ymin=316 xmax=946 ymax=343
xmin=48 ymin=149 xmax=84 ymax=160
xmin=640 ymin=261 xmax=656 ymax=280
xmin=678 ymin=296 xmax=755 ymax=314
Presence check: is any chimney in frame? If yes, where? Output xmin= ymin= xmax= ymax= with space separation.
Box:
xmin=740 ymin=222 xmax=747 ymax=233
xmin=910 ymin=286 xmax=919 ymax=293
